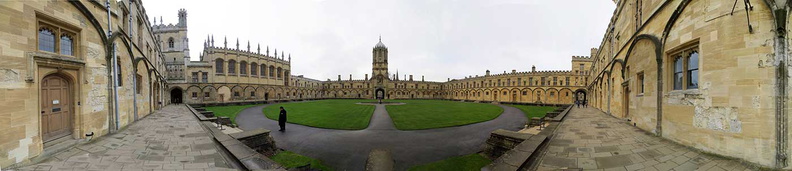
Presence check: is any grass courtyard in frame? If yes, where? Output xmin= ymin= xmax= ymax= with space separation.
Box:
xmin=385 ymin=100 xmax=503 ymax=130
xmin=408 ymin=153 xmax=492 ymax=171
xmin=271 ymin=151 xmax=333 ymax=171
xmin=506 ymin=105 xmax=557 ymax=118
xmin=263 ymin=99 xmax=375 ymax=130
xmin=204 ymin=104 xmax=259 ymax=124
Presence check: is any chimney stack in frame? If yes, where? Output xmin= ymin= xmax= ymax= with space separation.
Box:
xmin=409 ymin=75 xmax=413 ymax=81
xmin=338 ymin=75 xmax=341 ymax=81
xmin=422 ymin=75 xmax=424 ymax=82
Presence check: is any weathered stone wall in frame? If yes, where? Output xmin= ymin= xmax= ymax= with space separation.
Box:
xmin=586 ymin=0 xmax=782 ymax=167
xmin=0 ymin=0 xmax=169 ymax=167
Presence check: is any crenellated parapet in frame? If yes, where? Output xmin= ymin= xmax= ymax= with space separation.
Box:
xmin=572 ymin=55 xmax=592 ymax=61
xmin=202 ymin=45 xmax=290 ymax=65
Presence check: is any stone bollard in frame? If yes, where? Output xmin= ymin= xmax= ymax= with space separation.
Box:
xmin=365 ymin=149 xmax=393 ymax=171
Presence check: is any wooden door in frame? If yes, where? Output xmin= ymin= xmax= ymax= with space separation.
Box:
xmin=41 ymin=75 xmax=71 ymax=142
xmin=623 ymin=85 xmax=630 ymax=118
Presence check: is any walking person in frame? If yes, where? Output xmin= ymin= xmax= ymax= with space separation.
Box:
xmin=278 ymin=106 xmax=287 ymax=132
xmin=575 ymin=100 xmax=580 ymax=108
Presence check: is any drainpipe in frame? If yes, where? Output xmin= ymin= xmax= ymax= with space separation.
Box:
xmin=107 ymin=0 xmax=120 ymax=131
xmin=774 ymin=8 xmax=789 ymax=169
xmin=130 ymin=1 xmax=137 ymax=121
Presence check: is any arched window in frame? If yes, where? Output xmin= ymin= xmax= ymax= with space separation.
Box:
xmin=240 ymin=61 xmax=247 ymax=75
xmin=168 ymin=37 xmax=174 ymax=48
xmin=60 ymin=35 xmax=73 ymax=55
xmin=251 ymin=62 xmax=258 ymax=76
xmin=277 ymin=67 xmax=282 ymax=79
xmin=228 ymin=60 xmax=236 ymax=74
xmin=38 ymin=28 xmax=55 ymax=52
xmin=116 ymin=62 xmax=123 ymax=86
xmin=215 ymin=59 xmax=224 ymax=73
xmin=673 ymin=56 xmax=683 ymax=90
xmin=260 ymin=64 xmax=266 ymax=76
xmin=269 ymin=66 xmax=275 ymax=77
xmin=687 ymin=51 xmax=699 ymax=89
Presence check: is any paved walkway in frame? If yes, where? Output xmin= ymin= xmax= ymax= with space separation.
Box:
xmin=235 ymin=102 xmax=527 ymax=171
xmin=15 ymin=105 xmax=235 ymax=171
xmin=537 ymin=107 xmax=754 ymax=171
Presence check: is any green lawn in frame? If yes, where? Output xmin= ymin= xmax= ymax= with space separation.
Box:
xmin=385 ymin=100 xmax=503 ymax=130
xmin=263 ymin=99 xmax=375 ymax=130
xmin=204 ymin=104 xmax=259 ymax=124
xmin=271 ymin=151 xmax=333 ymax=171
xmin=408 ymin=153 xmax=492 ymax=171
xmin=507 ymin=105 xmax=557 ymax=118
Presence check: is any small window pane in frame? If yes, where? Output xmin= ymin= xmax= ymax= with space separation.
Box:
xmin=60 ymin=35 xmax=73 ymax=55
xmin=673 ymin=57 xmax=683 ymax=90
xmin=687 ymin=51 xmax=699 ymax=89
xmin=38 ymin=29 xmax=55 ymax=52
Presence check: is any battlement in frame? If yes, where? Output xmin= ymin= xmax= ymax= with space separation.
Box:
xmin=202 ymin=41 xmax=290 ymax=65
xmin=572 ymin=56 xmax=592 ymax=61
xmin=448 ymin=69 xmax=573 ymax=82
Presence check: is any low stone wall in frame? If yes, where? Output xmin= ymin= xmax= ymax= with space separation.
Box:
xmin=229 ymin=129 xmax=278 ymax=157
xmin=546 ymin=105 xmax=573 ymax=122
xmin=482 ymin=129 xmax=534 ymax=159
xmin=186 ymin=104 xmax=283 ymax=170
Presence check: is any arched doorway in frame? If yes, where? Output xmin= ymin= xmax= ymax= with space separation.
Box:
xmin=171 ymin=88 xmax=183 ymax=104
xmin=574 ymin=89 xmax=587 ymax=104
xmin=41 ymin=74 xmax=72 ymax=142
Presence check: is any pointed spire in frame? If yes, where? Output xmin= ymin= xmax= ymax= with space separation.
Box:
xmin=275 ymin=49 xmax=278 ymax=57
xmin=224 ymin=36 xmax=227 ymax=48
xmin=211 ymin=35 xmax=214 ymax=47
xmin=160 ymin=16 xmax=162 ymax=24
xmin=236 ymin=38 xmax=239 ymax=50
xmin=257 ymin=43 xmax=261 ymax=54
xmin=288 ymin=54 xmax=291 ymax=61
xmin=247 ymin=40 xmax=250 ymax=52
xmin=266 ymin=46 xmax=270 ymax=56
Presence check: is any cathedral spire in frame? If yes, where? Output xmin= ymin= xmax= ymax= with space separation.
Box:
xmin=236 ymin=38 xmax=239 ymax=50
xmin=266 ymin=46 xmax=270 ymax=56
xmin=223 ymin=36 xmax=227 ymax=48
xmin=211 ymin=35 xmax=214 ymax=47
xmin=257 ymin=43 xmax=261 ymax=54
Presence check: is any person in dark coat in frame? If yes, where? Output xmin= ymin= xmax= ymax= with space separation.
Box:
xmin=278 ymin=106 xmax=287 ymax=132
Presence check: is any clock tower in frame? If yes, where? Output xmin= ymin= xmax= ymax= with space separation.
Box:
xmin=372 ymin=37 xmax=389 ymax=84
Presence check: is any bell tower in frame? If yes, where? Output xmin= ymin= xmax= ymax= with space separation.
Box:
xmin=372 ymin=37 xmax=389 ymax=84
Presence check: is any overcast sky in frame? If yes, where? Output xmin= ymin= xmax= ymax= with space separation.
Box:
xmin=143 ymin=0 xmax=615 ymax=82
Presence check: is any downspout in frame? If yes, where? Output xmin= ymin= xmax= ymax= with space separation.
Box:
xmin=130 ymin=0 xmax=137 ymax=121
xmin=107 ymin=0 xmax=120 ymax=131
xmin=774 ymin=7 xmax=789 ymax=169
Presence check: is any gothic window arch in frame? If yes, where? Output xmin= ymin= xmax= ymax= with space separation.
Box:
xmin=38 ymin=27 xmax=56 ymax=52
xmin=251 ymin=62 xmax=258 ymax=76
xmin=228 ymin=60 xmax=236 ymax=74
xmin=168 ymin=37 xmax=174 ymax=48
xmin=60 ymin=34 xmax=73 ymax=55
xmin=215 ymin=59 xmax=224 ymax=74
xmin=240 ymin=61 xmax=248 ymax=75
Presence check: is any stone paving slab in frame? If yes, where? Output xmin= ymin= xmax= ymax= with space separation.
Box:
xmin=12 ymin=105 xmax=236 ymax=171
xmin=536 ymin=107 xmax=755 ymax=171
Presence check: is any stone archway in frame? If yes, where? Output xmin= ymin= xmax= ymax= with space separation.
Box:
xmin=170 ymin=88 xmax=183 ymax=104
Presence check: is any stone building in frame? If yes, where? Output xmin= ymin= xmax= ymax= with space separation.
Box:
xmin=585 ymin=0 xmax=792 ymax=168
xmin=0 ymin=0 xmax=170 ymax=167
